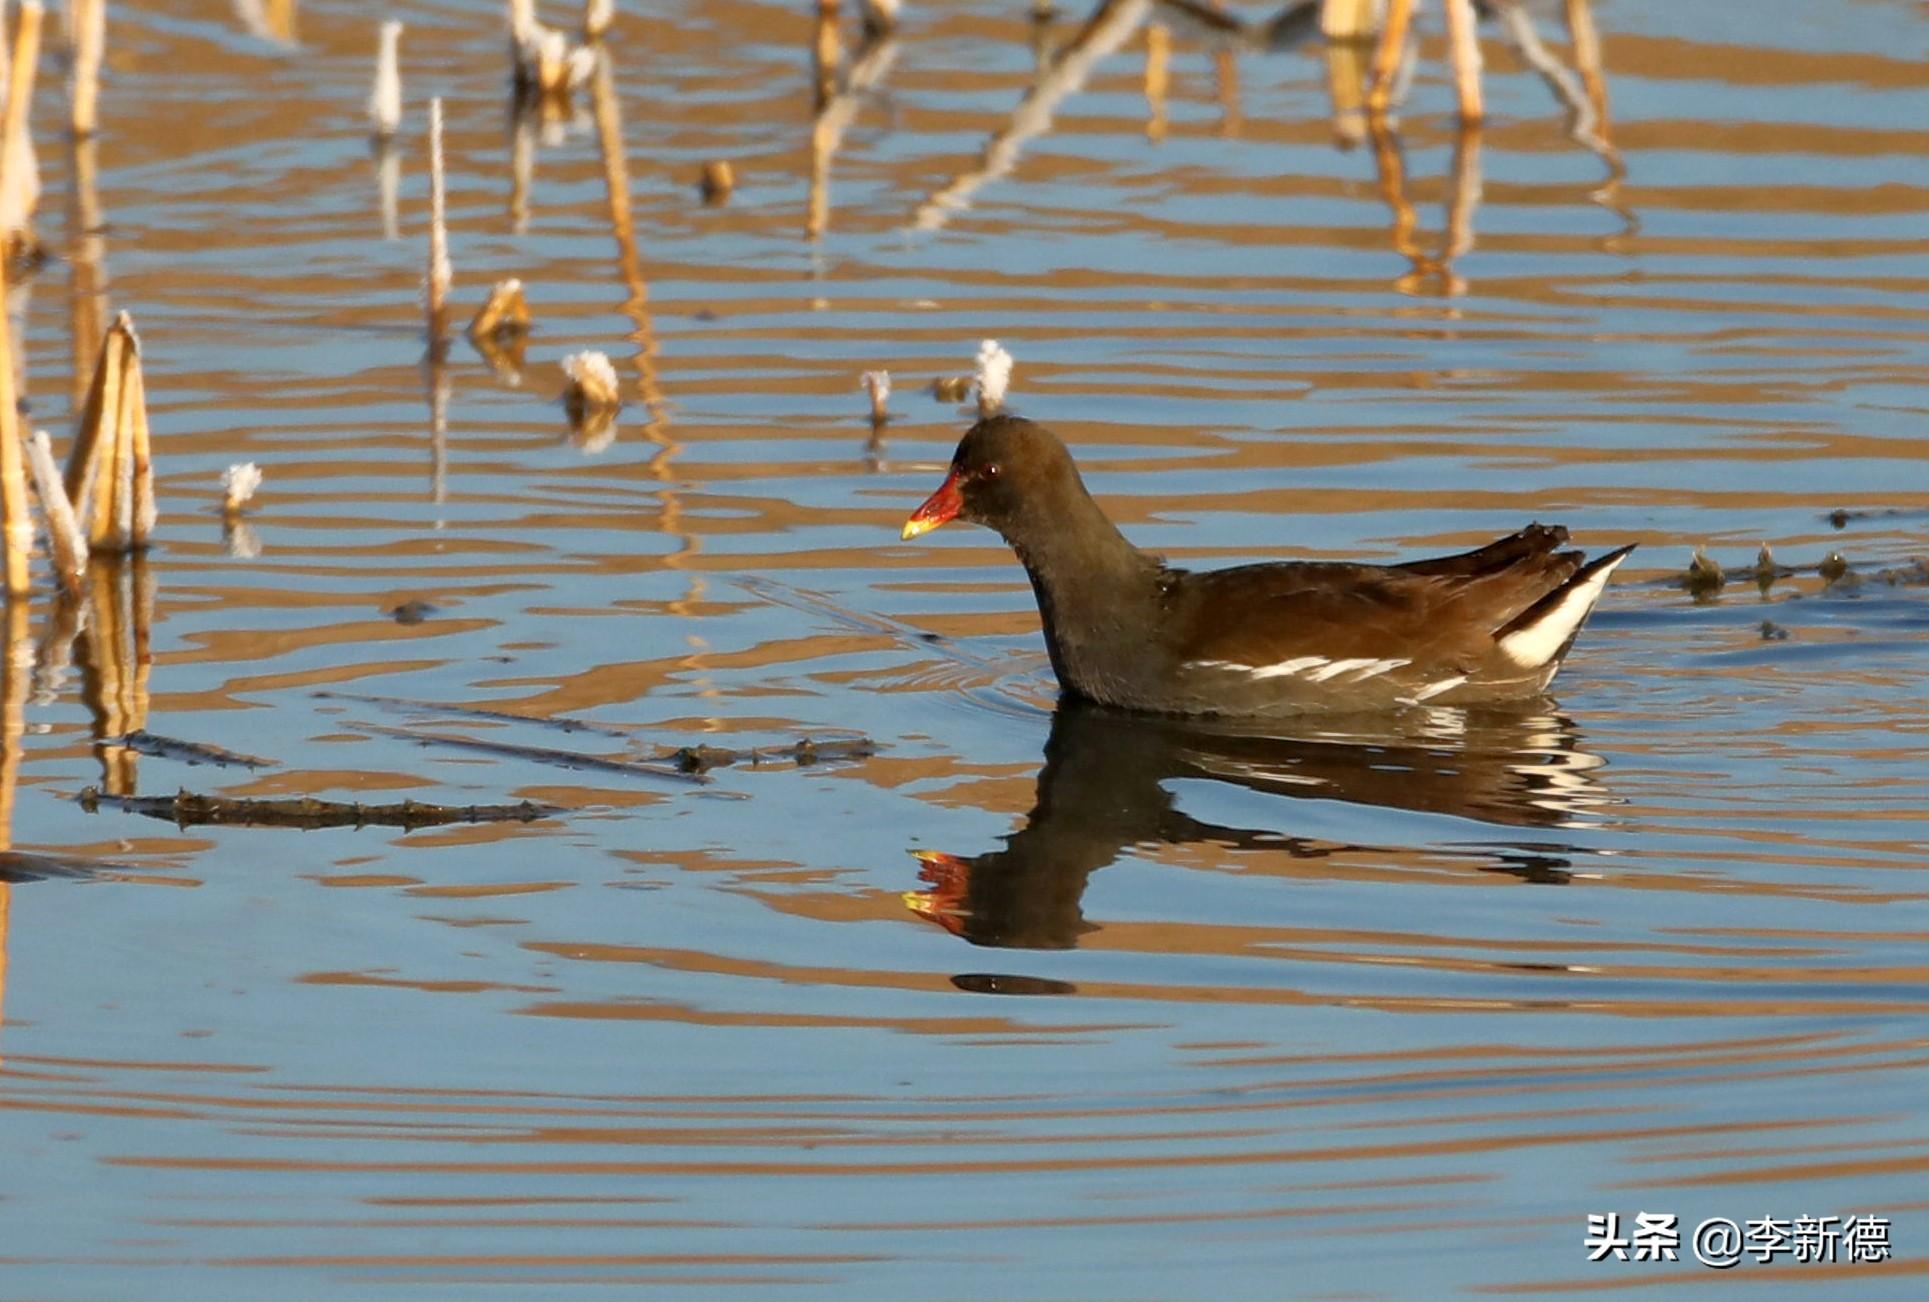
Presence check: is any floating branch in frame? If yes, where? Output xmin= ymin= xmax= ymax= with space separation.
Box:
xmin=78 ymin=787 xmax=562 ymax=831
xmin=62 ymin=312 xmax=156 ymax=553
xmin=425 ymin=97 xmax=451 ymax=352
xmin=26 ymin=431 xmax=86 ymax=594
xmin=68 ymin=0 xmax=105 ymax=138
xmin=974 ymin=339 xmax=1013 ymax=418
xmin=0 ymin=1 xmax=44 ymax=264
xmin=662 ymin=736 xmax=877 ymax=774
xmin=369 ymin=20 xmax=404 ymax=139
xmin=354 ymin=720 xmax=706 ymax=785
xmin=314 ymin=688 xmax=636 ymax=740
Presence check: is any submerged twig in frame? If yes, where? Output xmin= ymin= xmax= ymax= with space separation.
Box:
xmin=78 ymin=787 xmax=561 ymax=831
xmin=355 ymin=720 xmax=707 ymax=785
xmin=112 ymin=730 xmax=277 ymax=770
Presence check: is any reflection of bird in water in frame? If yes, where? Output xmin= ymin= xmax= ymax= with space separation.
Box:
xmin=905 ymin=698 xmax=1607 ymax=949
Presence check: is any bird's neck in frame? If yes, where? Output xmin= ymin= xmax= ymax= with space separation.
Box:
xmin=1005 ymin=493 xmax=1163 ymax=702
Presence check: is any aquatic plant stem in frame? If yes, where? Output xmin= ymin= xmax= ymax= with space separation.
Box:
xmin=426 ymin=98 xmax=451 ymax=353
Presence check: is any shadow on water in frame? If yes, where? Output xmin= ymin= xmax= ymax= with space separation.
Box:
xmin=908 ymin=696 xmax=1606 ymax=953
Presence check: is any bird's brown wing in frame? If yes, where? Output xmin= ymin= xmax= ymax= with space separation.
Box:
xmin=1169 ymin=528 xmax=1587 ymax=672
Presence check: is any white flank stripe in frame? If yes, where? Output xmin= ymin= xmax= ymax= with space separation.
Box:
xmin=1410 ymin=675 xmax=1468 ymax=702
xmin=1304 ymin=658 xmax=1380 ymax=683
xmin=1498 ymin=554 xmax=1629 ymax=669
xmin=1251 ymin=655 xmax=1329 ymax=680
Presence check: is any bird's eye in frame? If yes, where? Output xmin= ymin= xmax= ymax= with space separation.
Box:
xmin=982 ymin=463 xmax=1001 ymax=479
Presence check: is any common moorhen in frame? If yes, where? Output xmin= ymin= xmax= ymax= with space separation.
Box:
xmin=901 ymin=416 xmax=1634 ymax=715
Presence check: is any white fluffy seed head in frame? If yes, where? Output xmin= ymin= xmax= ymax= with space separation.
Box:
xmin=974 ymin=339 xmax=1013 ymax=416
xmin=562 ymin=351 xmax=621 ymax=407
xmin=222 ymin=462 xmax=263 ymax=513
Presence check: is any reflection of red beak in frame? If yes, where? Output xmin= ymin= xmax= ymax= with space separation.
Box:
xmin=901 ymin=468 xmax=963 ymax=540
xmin=902 ymin=850 xmax=970 ymax=936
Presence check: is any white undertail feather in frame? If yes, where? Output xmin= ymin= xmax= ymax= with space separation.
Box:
xmin=369 ymin=21 xmax=404 ymax=136
xmin=1497 ymin=552 xmax=1630 ymax=670
xmin=975 ymin=339 xmax=1013 ymax=417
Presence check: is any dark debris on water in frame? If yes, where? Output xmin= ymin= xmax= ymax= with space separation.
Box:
xmin=76 ymin=788 xmax=561 ymax=831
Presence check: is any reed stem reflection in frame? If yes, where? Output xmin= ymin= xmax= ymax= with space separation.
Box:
xmin=77 ymin=553 xmax=151 ymax=796
xmin=906 ymin=699 xmax=1606 ymax=950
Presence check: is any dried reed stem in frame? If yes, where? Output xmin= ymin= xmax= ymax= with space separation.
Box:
xmin=1143 ymin=23 xmax=1169 ymax=143
xmin=1364 ymin=0 xmax=1411 ymax=116
xmin=369 ymin=20 xmax=404 ymax=139
xmin=1320 ymin=0 xmax=1379 ymax=41
xmin=26 ymin=430 xmax=85 ymax=593
xmin=812 ymin=0 xmax=842 ymax=114
xmin=68 ymin=0 xmax=104 ymax=137
xmin=0 ymin=2 xmax=44 ymax=254
xmin=583 ymin=0 xmax=614 ymax=43
xmin=1563 ymin=0 xmax=1610 ymax=139
xmin=63 ymin=312 xmax=152 ymax=553
xmin=0 ymin=265 xmax=27 ymax=596
xmin=1443 ymin=0 xmax=1483 ymax=123
xmin=426 ymin=97 xmax=451 ymax=351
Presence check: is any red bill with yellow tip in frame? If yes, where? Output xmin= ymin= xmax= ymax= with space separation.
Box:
xmin=901 ymin=467 xmax=963 ymax=540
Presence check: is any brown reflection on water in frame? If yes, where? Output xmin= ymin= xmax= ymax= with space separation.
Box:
xmin=904 ymin=700 xmax=1604 ymax=948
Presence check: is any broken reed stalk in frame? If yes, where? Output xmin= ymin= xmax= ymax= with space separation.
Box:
xmin=582 ymin=0 xmax=614 ymax=43
xmin=0 ymin=264 xmax=27 ymax=596
xmin=62 ymin=312 xmax=155 ymax=553
xmin=26 ymin=431 xmax=85 ymax=594
xmin=1563 ymin=0 xmax=1610 ymax=136
xmin=812 ymin=0 xmax=842 ymax=114
xmin=1443 ymin=0 xmax=1484 ymax=123
xmin=1320 ymin=0 xmax=1379 ymax=40
xmin=0 ymin=1 xmax=44 ymax=259
xmin=1143 ymin=22 xmax=1169 ymax=143
xmin=1364 ymin=0 xmax=1412 ymax=115
xmin=426 ymin=97 xmax=451 ymax=351
xmin=68 ymin=0 xmax=104 ymax=137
